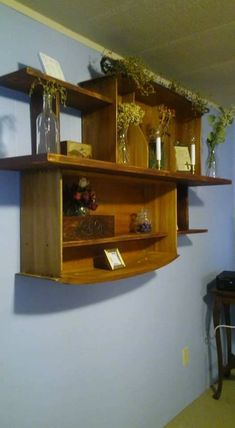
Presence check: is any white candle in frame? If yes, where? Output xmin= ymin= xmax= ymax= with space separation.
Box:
xmin=191 ymin=143 xmax=196 ymax=165
xmin=156 ymin=136 xmax=161 ymax=161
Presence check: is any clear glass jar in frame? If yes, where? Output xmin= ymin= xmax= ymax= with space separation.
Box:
xmin=36 ymin=93 xmax=60 ymax=154
xmin=135 ymin=208 xmax=152 ymax=233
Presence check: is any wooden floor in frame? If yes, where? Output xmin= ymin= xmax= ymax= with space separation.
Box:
xmin=165 ymin=376 xmax=235 ymax=427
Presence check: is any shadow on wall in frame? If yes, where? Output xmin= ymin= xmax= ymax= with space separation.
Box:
xmin=0 ymin=86 xmax=28 ymax=157
xmin=203 ymin=278 xmax=217 ymax=385
xmin=177 ymin=235 xmax=193 ymax=247
xmin=189 ymin=188 xmax=205 ymax=207
xmin=14 ymin=271 xmax=156 ymax=315
xmin=0 ymin=115 xmax=16 ymax=157
xmin=0 ymin=170 xmax=20 ymax=205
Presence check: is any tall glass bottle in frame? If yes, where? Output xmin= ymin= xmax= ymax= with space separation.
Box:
xmin=36 ymin=93 xmax=60 ymax=154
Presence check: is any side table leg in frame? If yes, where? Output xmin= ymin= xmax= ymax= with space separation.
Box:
xmin=224 ymin=303 xmax=231 ymax=377
xmin=213 ymin=297 xmax=223 ymax=399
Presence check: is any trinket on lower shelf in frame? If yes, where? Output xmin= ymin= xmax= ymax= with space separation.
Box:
xmin=134 ymin=208 xmax=152 ymax=233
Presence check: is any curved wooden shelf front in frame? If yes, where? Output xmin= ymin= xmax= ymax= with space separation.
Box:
xmin=17 ymin=251 xmax=178 ymax=285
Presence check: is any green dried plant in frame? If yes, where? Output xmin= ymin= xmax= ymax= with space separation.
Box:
xmin=117 ymin=102 xmax=145 ymax=131
xmin=100 ymin=55 xmax=155 ymax=96
xmin=168 ymin=80 xmax=209 ymax=115
xmin=206 ymin=106 xmax=235 ymax=149
xmin=29 ymin=77 xmax=67 ymax=106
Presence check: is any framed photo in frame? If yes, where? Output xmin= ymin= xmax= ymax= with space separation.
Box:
xmin=104 ymin=248 xmax=126 ymax=270
xmin=174 ymin=146 xmax=191 ymax=171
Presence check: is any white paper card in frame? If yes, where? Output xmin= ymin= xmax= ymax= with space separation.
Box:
xmin=39 ymin=52 xmax=65 ymax=81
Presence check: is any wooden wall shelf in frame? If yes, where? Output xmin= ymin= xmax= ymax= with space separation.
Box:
xmin=0 ymin=154 xmax=231 ymax=186
xmin=0 ymin=67 xmax=112 ymax=112
xmin=63 ymin=231 xmax=167 ymax=248
xmin=0 ymin=68 xmax=231 ymax=285
xmin=177 ymin=229 xmax=208 ymax=235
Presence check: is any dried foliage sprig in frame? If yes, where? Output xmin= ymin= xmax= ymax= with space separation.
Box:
xmin=117 ymin=102 xmax=145 ymax=132
xmin=157 ymin=104 xmax=175 ymax=137
xmin=206 ymin=106 xmax=235 ymax=149
xmin=100 ymin=55 xmax=155 ymax=96
xmin=29 ymin=77 xmax=67 ymax=106
xmin=168 ymin=80 xmax=209 ymax=115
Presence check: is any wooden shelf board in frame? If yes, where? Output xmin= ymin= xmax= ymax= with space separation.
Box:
xmin=177 ymin=228 xmax=208 ymax=235
xmin=0 ymin=67 xmax=112 ymax=112
xmin=17 ymin=251 xmax=178 ymax=285
xmin=0 ymin=154 xmax=231 ymax=186
xmin=63 ymin=231 xmax=167 ymax=247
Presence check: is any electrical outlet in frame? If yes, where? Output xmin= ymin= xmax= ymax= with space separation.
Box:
xmin=182 ymin=346 xmax=189 ymax=366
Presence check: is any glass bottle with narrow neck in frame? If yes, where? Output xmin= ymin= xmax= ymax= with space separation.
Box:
xmin=36 ymin=93 xmax=60 ymax=154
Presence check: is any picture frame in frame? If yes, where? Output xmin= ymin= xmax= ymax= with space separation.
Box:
xmin=104 ymin=248 xmax=126 ymax=270
xmin=94 ymin=248 xmax=126 ymax=270
xmin=174 ymin=146 xmax=191 ymax=171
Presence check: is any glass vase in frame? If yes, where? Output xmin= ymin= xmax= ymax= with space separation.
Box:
xmin=207 ymin=145 xmax=216 ymax=178
xmin=36 ymin=93 xmax=60 ymax=154
xmin=118 ymin=128 xmax=129 ymax=164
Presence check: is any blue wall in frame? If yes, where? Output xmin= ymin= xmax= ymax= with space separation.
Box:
xmin=0 ymin=4 xmax=234 ymax=428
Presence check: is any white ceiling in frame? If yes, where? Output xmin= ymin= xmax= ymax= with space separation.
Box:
xmin=15 ymin=0 xmax=235 ymax=106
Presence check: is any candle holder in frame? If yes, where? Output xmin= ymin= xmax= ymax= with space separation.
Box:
xmin=157 ymin=159 xmax=161 ymax=170
xmin=191 ymin=164 xmax=195 ymax=174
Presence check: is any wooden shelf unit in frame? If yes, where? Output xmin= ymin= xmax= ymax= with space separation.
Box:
xmin=0 ymin=68 xmax=232 ymax=285
xmin=14 ymin=155 xmax=177 ymax=284
xmin=80 ymin=75 xmax=202 ymax=173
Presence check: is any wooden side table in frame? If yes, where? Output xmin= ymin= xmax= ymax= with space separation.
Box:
xmin=212 ymin=289 xmax=235 ymax=399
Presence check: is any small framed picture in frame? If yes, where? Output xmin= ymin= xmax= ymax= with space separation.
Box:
xmin=174 ymin=146 xmax=191 ymax=171
xmin=94 ymin=248 xmax=126 ymax=270
xmin=104 ymin=248 xmax=126 ymax=270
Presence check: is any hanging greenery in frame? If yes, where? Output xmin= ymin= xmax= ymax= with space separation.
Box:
xmin=29 ymin=77 xmax=67 ymax=106
xmin=100 ymin=55 xmax=155 ymax=96
xmin=168 ymin=81 xmax=209 ymax=115
xmin=100 ymin=53 xmax=210 ymax=115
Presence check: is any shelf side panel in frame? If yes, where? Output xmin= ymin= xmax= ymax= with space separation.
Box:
xmin=82 ymin=76 xmax=117 ymax=162
xmin=154 ymin=182 xmax=177 ymax=254
xmin=21 ymin=169 xmax=62 ymax=277
xmin=177 ymin=185 xmax=189 ymax=231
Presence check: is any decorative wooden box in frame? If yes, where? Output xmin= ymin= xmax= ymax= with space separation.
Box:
xmin=61 ymin=141 xmax=92 ymax=158
xmin=63 ymin=215 xmax=115 ymax=241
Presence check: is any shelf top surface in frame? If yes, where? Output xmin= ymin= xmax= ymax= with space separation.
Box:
xmin=0 ymin=67 xmax=112 ymax=112
xmin=0 ymin=154 xmax=231 ymax=186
